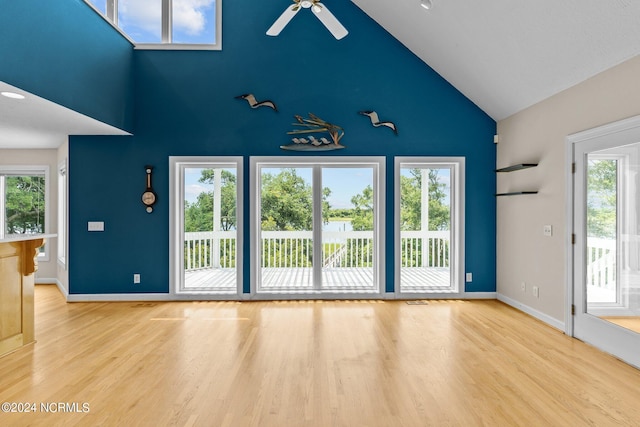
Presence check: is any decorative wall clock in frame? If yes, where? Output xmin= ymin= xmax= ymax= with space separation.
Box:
xmin=141 ymin=166 xmax=157 ymax=213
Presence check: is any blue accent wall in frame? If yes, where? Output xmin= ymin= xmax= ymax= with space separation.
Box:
xmin=68 ymin=1 xmax=496 ymax=294
xmin=0 ymin=0 xmax=133 ymax=131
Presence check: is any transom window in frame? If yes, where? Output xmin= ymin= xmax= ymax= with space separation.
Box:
xmin=85 ymin=0 xmax=222 ymax=50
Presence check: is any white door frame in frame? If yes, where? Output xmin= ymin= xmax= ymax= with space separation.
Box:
xmin=169 ymin=156 xmax=244 ymax=300
xmin=566 ymin=114 xmax=640 ymax=368
xmin=394 ymin=157 xmax=465 ymax=297
xmin=249 ymin=156 xmax=385 ymax=299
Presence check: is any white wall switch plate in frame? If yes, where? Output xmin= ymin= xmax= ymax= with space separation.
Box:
xmin=533 ymin=285 xmax=539 ymax=298
xmin=88 ymin=221 xmax=104 ymax=232
xmin=466 ymin=272 xmax=472 ymax=282
xmin=133 ymin=274 xmax=141 ymax=284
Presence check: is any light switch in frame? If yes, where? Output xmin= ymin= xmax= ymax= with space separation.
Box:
xmin=88 ymin=221 xmax=104 ymax=232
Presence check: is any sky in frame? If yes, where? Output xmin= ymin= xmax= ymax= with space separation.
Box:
xmin=88 ymin=0 xmax=216 ymax=44
xmin=184 ymin=167 xmax=373 ymax=209
xmin=184 ymin=167 xmax=451 ymax=210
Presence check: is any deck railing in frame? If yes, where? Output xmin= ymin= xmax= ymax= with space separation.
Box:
xmin=587 ymin=237 xmax=616 ymax=289
xmin=400 ymin=230 xmax=450 ymax=268
xmin=184 ymin=230 xmax=451 ymax=271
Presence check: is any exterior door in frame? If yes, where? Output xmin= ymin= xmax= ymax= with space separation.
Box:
xmin=571 ymin=117 xmax=640 ymax=368
xmin=251 ymin=157 xmax=384 ymax=296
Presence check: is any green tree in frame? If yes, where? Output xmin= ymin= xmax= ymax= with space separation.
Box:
xmin=184 ymin=169 xmax=236 ymax=232
xmin=260 ymin=168 xmax=331 ymax=230
xmin=587 ymin=159 xmax=616 ymax=239
xmin=5 ymin=175 xmax=45 ymax=234
xmin=350 ymin=185 xmax=374 ymax=231
xmin=400 ymin=169 xmax=449 ymax=231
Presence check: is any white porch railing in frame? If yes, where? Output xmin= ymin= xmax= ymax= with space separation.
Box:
xmin=587 ymin=237 xmax=616 ymax=289
xmin=184 ymin=230 xmax=450 ymax=271
xmin=184 ymin=231 xmax=237 ymax=270
xmin=401 ymin=230 xmax=450 ymax=268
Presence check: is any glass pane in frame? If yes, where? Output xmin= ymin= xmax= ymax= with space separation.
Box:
xmin=182 ymin=167 xmax=237 ymax=293
xmin=399 ymin=167 xmax=452 ymax=292
xmin=86 ymin=0 xmax=107 ymax=15
xmin=4 ymin=175 xmax=45 ymax=235
xmin=586 ymin=158 xmax=618 ymax=304
xmin=586 ymin=143 xmax=640 ymax=335
xmin=118 ymin=0 xmax=162 ymax=43
xmin=259 ymin=167 xmax=314 ymax=292
xmin=321 ymin=167 xmax=376 ymax=291
xmin=172 ymin=0 xmax=216 ymax=44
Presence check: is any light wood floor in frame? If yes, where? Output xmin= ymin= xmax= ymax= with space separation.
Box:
xmin=602 ymin=316 xmax=640 ymax=334
xmin=1 ymin=285 xmax=640 ymax=426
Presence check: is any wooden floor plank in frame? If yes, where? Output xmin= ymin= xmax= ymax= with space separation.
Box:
xmin=1 ymin=285 xmax=639 ymax=426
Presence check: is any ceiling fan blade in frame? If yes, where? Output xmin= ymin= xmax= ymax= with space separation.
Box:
xmin=267 ymin=5 xmax=301 ymax=36
xmin=312 ymin=3 xmax=348 ymax=40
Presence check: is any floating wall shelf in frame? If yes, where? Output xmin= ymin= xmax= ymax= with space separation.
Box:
xmin=496 ymin=163 xmax=538 ymax=172
xmin=496 ymin=191 xmax=538 ymax=197
xmin=496 ymin=162 xmax=538 ymax=197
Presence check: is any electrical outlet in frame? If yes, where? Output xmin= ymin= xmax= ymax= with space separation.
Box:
xmin=533 ymin=285 xmax=539 ymax=298
xmin=543 ymin=225 xmax=553 ymax=237
xmin=133 ymin=274 xmax=141 ymax=284
xmin=88 ymin=221 xmax=104 ymax=232
xmin=521 ymin=282 xmax=526 ymax=292
xmin=466 ymin=272 xmax=472 ymax=282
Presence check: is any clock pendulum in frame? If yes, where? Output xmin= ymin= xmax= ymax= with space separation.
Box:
xmin=141 ymin=166 xmax=157 ymax=213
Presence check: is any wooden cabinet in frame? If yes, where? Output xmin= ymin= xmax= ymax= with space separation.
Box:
xmin=0 ymin=237 xmax=44 ymax=357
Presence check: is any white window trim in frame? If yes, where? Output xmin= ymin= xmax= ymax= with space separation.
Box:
xmin=57 ymin=160 xmax=68 ymax=269
xmin=394 ymin=157 xmax=465 ymax=297
xmin=169 ymin=156 xmax=243 ymax=299
xmin=249 ymin=156 xmax=386 ymax=299
xmin=83 ymin=0 xmax=222 ymax=50
xmin=0 ymin=165 xmax=51 ymax=260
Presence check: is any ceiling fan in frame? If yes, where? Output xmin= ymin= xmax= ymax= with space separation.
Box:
xmin=267 ymin=0 xmax=348 ymax=40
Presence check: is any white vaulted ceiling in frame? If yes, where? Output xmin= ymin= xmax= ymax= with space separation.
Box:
xmin=351 ymin=0 xmax=640 ymax=120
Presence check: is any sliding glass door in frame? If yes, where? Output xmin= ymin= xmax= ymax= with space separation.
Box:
xmin=251 ymin=157 xmax=384 ymax=296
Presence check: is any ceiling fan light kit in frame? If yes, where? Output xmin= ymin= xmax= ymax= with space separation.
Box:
xmin=267 ymin=0 xmax=348 ymax=40
xmin=420 ymin=0 xmax=433 ymax=10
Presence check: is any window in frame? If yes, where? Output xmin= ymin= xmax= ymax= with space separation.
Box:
xmin=170 ymin=157 xmax=243 ymax=296
xmin=0 ymin=166 xmax=50 ymax=258
xmin=85 ymin=0 xmax=222 ymax=49
xmin=58 ymin=161 xmax=67 ymax=268
xmin=395 ymin=158 xmax=464 ymax=294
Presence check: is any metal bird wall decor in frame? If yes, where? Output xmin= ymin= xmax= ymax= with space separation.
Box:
xmin=280 ymin=113 xmax=345 ymax=151
xmin=235 ymin=94 xmax=278 ymax=111
xmin=359 ymin=110 xmax=398 ymax=135
xmin=267 ymin=0 xmax=348 ymax=40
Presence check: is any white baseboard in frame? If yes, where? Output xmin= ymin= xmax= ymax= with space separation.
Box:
xmin=65 ymin=291 xmax=497 ymax=302
xmin=497 ymin=293 xmax=565 ymax=331
xmin=463 ymin=292 xmax=497 ymax=299
xmin=66 ymin=293 xmax=173 ymax=302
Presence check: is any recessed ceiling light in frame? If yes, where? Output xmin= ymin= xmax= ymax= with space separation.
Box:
xmin=420 ymin=0 xmax=433 ymax=10
xmin=1 ymin=91 xmax=25 ymax=100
